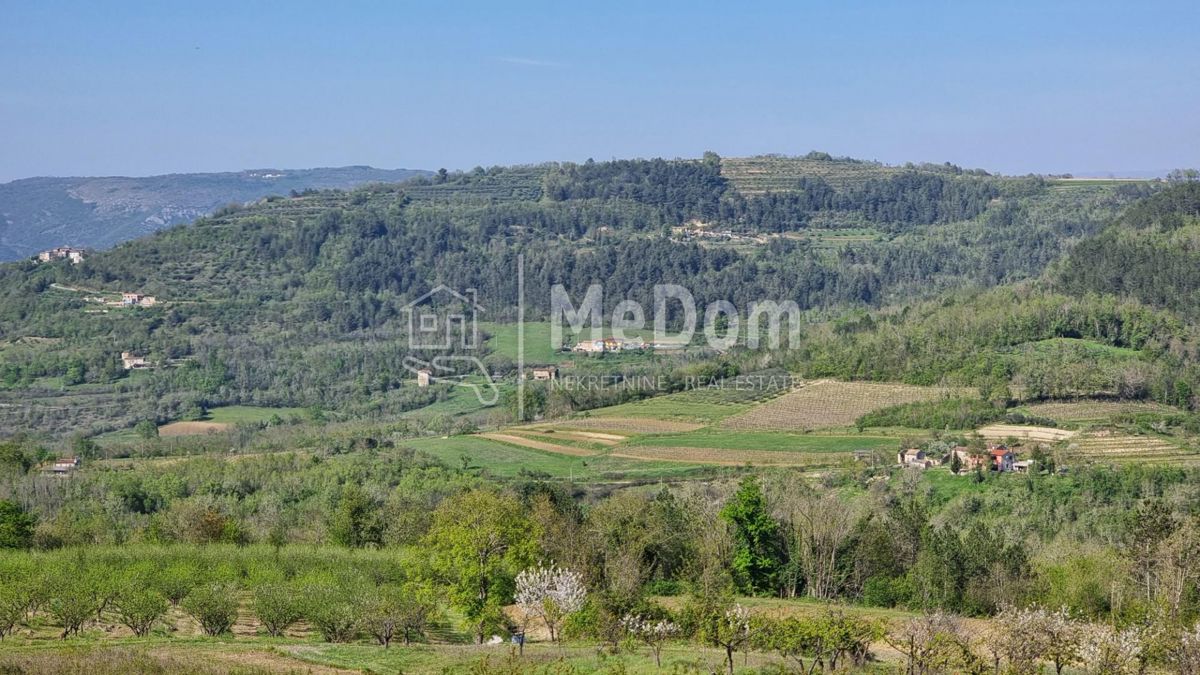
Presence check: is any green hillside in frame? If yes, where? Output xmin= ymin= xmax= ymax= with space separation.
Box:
xmin=0 ymin=153 xmax=1162 ymax=439
xmin=0 ymin=166 xmax=430 ymax=261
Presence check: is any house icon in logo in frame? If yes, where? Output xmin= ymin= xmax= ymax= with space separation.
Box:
xmin=403 ymin=284 xmax=484 ymax=350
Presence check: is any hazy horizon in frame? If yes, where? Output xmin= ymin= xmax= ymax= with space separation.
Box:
xmin=3 ymin=0 xmax=1197 ymax=183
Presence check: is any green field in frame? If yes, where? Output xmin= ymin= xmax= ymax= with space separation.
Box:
xmin=482 ymin=320 xmax=658 ymax=366
xmin=1015 ymin=337 xmax=1143 ymax=360
xmin=402 ymin=378 xmax=514 ymax=419
xmin=204 ymin=405 xmax=306 ymax=424
xmin=403 ymin=435 xmax=714 ymax=481
xmin=620 ymin=429 xmax=896 ymax=453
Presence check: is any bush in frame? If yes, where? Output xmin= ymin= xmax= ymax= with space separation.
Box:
xmin=46 ymin=578 xmax=99 ymax=638
xmin=861 ymin=575 xmax=909 ymax=608
xmin=156 ymin=562 xmax=199 ymax=606
xmin=182 ymin=582 xmax=239 ymax=636
xmin=253 ymin=583 xmax=302 ymax=638
xmin=113 ymin=586 xmax=168 ymax=637
xmin=0 ymin=582 xmax=31 ymax=640
xmin=302 ymin=575 xmax=364 ymax=643
xmin=0 ymin=500 xmax=35 ymax=549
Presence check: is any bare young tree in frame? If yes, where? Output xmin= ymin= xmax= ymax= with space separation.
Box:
xmin=774 ymin=487 xmax=859 ymax=599
xmin=514 ymin=564 xmax=587 ymax=645
xmin=1155 ymin=519 xmax=1200 ymax=619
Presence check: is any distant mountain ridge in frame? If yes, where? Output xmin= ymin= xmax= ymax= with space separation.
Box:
xmin=0 ymin=165 xmax=430 ymax=261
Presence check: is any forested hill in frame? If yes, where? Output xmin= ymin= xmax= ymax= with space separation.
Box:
xmin=0 ymin=153 xmax=1160 ymax=433
xmin=2 ymin=154 xmax=1148 ymax=320
xmin=0 ymin=166 xmax=430 ymax=261
xmin=1057 ymin=181 xmax=1200 ymax=317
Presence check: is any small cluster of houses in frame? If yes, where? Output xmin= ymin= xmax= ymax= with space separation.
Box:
xmin=572 ymin=337 xmax=646 ymax=354
xmin=898 ymin=443 xmax=1035 ymax=474
xmin=416 ymin=365 xmax=560 ymax=388
xmin=119 ymin=292 xmax=158 ymax=307
xmin=35 ymin=246 xmax=85 ymax=264
xmin=669 ymin=225 xmax=766 ymax=244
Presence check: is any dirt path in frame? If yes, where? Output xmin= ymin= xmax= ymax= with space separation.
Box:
xmin=478 ymin=433 xmax=598 ymax=457
xmin=517 ymin=428 xmax=627 ymax=445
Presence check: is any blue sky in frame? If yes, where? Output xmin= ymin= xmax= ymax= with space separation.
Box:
xmin=1 ymin=0 xmax=1197 ymax=181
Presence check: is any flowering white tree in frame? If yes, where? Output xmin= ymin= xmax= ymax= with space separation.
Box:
xmin=1039 ymin=606 xmax=1082 ymax=675
xmin=1078 ymin=623 xmax=1143 ymax=675
xmin=986 ymin=604 xmax=1081 ymax=675
xmin=514 ymin=565 xmax=587 ymax=644
xmin=885 ymin=610 xmax=980 ymax=675
xmin=622 ymin=613 xmax=680 ymax=668
xmin=698 ymin=604 xmax=754 ymax=675
xmin=987 ymin=604 xmax=1047 ymax=674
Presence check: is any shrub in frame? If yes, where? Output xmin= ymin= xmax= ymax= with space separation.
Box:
xmin=113 ymin=586 xmax=168 ymax=637
xmin=302 ymin=575 xmax=364 ymax=643
xmin=182 ymin=583 xmax=239 ymax=636
xmin=0 ymin=582 xmax=31 ymax=640
xmin=156 ymin=562 xmax=199 ymax=606
xmin=0 ymin=500 xmax=35 ymax=549
xmin=47 ymin=579 xmax=99 ymax=638
xmin=253 ymin=583 xmax=302 ymax=638
xmin=862 ymin=574 xmax=909 ymax=608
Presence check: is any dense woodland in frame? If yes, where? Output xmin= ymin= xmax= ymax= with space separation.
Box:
xmin=0 ymin=155 xmax=1161 ymax=435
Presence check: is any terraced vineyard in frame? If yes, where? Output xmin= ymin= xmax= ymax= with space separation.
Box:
xmin=1066 ymin=431 xmax=1199 ymax=465
xmin=590 ymin=369 xmax=793 ymax=423
xmin=399 ymin=165 xmax=548 ymax=201
xmin=1021 ymin=400 xmax=1177 ymax=423
xmin=977 ymin=424 xmax=1077 ymax=443
xmin=721 ymin=156 xmax=907 ymax=193
xmin=721 ymin=380 xmax=975 ymax=430
xmin=0 ymin=385 xmax=149 ymax=435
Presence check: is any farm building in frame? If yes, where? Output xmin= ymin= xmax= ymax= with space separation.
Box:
xmin=46 ymin=457 xmax=80 ymax=475
xmin=120 ymin=352 xmax=150 ymax=370
xmin=990 ymin=446 xmax=1016 ymax=472
xmin=949 ymin=445 xmax=1016 ymax=473
xmin=528 ymin=366 xmax=558 ymax=381
xmin=416 ymin=369 xmax=433 ymax=387
xmin=898 ymin=448 xmax=933 ymax=469
xmin=120 ymin=293 xmax=158 ymax=307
